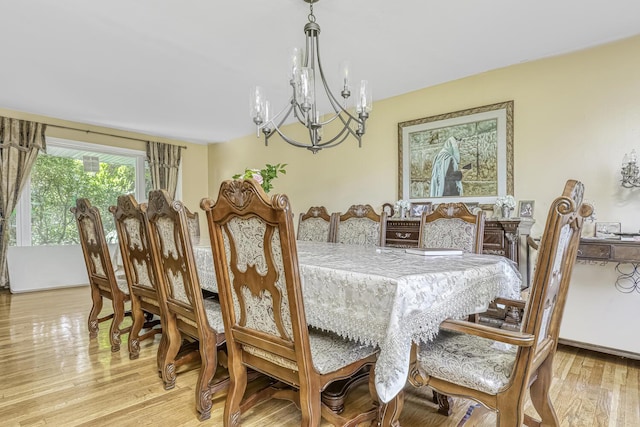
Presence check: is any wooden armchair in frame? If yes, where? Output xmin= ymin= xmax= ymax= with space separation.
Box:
xmin=72 ymin=198 xmax=131 ymax=352
xmin=297 ymin=206 xmax=334 ymax=242
xmin=201 ymin=179 xmax=379 ymax=427
xmin=110 ymin=194 xmax=162 ymax=360
xmin=334 ymin=204 xmax=384 ymax=246
xmin=418 ymin=202 xmax=485 ymax=253
xmin=144 ymin=189 xmax=227 ymax=421
xmin=409 ymin=179 xmax=591 ymax=426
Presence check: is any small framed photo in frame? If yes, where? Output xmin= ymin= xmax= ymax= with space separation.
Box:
xmin=595 ymin=222 xmax=621 ymax=239
xmin=518 ymin=200 xmax=535 ymax=218
xmin=410 ymin=202 xmax=432 ymax=218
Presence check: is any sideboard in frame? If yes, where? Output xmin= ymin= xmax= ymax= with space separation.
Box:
xmin=385 ymin=217 xmax=534 ymax=285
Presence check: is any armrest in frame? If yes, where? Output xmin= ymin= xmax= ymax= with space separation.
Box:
xmin=440 ymin=319 xmax=535 ymax=347
xmin=493 ymin=297 xmax=526 ymax=309
xmin=527 ymin=235 xmax=539 ymax=251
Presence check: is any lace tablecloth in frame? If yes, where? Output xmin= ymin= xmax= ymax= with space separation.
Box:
xmin=193 ymin=241 xmax=521 ymax=403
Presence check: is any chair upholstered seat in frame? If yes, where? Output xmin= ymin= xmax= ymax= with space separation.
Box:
xmin=309 ymin=328 xmax=377 ymax=375
xmin=203 ymin=299 xmax=225 ymax=332
xmin=417 ymin=330 xmax=516 ymax=395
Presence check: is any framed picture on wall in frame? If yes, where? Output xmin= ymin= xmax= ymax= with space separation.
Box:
xmin=518 ymin=200 xmax=535 ymax=218
xmin=410 ymin=202 xmax=432 ymax=218
xmin=398 ymin=101 xmax=514 ymax=206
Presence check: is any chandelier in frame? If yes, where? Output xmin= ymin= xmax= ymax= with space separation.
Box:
xmin=621 ymin=149 xmax=640 ymax=188
xmin=250 ymin=0 xmax=372 ymax=154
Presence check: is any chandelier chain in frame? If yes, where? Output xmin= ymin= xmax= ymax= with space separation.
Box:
xmin=308 ymin=3 xmax=315 ymax=22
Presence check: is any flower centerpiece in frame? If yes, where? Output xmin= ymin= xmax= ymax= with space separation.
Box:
xmin=394 ymin=199 xmax=411 ymax=218
xmin=233 ymin=163 xmax=287 ymax=193
xmin=495 ymin=195 xmax=516 ymax=218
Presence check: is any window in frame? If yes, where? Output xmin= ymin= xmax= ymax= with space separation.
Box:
xmin=11 ymin=138 xmax=151 ymax=246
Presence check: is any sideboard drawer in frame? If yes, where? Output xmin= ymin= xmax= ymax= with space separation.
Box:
xmin=611 ymin=244 xmax=640 ymax=263
xmin=577 ymin=243 xmax=611 ymax=260
xmin=385 ymin=220 xmax=420 ymax=247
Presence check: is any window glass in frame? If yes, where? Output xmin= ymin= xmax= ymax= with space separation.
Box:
xmin=11 ymin=140 xmax=151 ymax=246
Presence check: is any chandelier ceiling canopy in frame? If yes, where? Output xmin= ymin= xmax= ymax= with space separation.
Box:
xmin=250 ymin=0 xmax=372 ymax=154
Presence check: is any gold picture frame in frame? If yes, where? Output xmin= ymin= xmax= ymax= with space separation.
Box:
xmin=398 ymin=101 xmax=514 ymax=205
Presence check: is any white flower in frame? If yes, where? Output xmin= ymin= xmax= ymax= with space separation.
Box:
xmin=394 ymin=199 xmax=411 ymax=211
xmin=495 ymin=195 xmax=516 ymax=209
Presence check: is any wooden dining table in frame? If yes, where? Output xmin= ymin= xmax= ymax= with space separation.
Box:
xmin=193 ymin=240 xmax=521 ymax=424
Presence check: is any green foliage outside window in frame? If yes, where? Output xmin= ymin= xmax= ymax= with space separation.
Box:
xmin=29 ymin=154 xmax=135 ymax=245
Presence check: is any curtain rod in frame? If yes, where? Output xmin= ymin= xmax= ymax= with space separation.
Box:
xmin=46 ymin=124 xmax=188 ymax=149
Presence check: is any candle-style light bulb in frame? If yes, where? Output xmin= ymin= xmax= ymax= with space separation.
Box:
xmin=356 ymin=80 xmax=372 ymax=114
xmin=250 ymin=86 xmax=265 ymax=124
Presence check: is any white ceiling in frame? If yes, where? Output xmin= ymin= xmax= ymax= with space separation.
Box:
xmin=2 ymin=0 xmax=640 ymax=145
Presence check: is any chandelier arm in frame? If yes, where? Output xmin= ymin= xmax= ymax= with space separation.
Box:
xmin=315 ymin=37 xmax=365 ymax=125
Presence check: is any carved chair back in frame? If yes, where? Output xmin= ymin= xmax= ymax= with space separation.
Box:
xmin=110 ymin=194 xmax=163 ymax=358
xmin=419 ymin=202 xmax=485 ymax=253
xmin=297 ymin=206 xmax=334 ymax=242
xmin=334 ymin=204 xmax=383 ymax=246
xmin=203 ymin=179 xmax=309 ymax=380
xmin=144 ymin=189 xmax=227 ymax=420
xmin=72 ymin=198 xmax=129 ymax=351
xmin=202 ymin=180 xmax=379 ymax=425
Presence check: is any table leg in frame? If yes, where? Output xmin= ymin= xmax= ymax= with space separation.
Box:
xmin=376 ymin=390 xmax=404 ymax=427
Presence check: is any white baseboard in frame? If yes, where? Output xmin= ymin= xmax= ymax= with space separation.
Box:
xmin=559 ymin=338 xmax=640 ymax=361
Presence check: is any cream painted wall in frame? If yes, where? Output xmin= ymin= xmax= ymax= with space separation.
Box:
xmin=209 ymin=35 xmax=640 ymax=355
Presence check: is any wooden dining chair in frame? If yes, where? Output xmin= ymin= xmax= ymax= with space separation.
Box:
xmin=297 ymin=206 xmax=335 ymax=242
xmin=201 ymin=179 xmax=379 ymax=427
xmin=185 ymin=206 xmax=201 ymax=243
xmin=418 ymin=202 xmax=485 ymax=253
xmin=334 ymin=204 xmax=383 ymax=246
xmin=110 ymin=194 xmax=162 ymax=360
xmin=408 ymin=179 xmax=591 ymax=426
xmin=72 ymin=198 xmax=131 ymax=352
xmin=144 ymin=189 xmax=227 ymax=421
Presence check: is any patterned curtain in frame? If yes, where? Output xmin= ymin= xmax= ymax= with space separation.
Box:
xmin=146 ymin=141 xmax=183 ymax=199
xmin=0 ymin=117 xmax=47 ymax=289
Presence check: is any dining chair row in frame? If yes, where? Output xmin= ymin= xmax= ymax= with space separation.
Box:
xmin=73 ymin=188 xmax=381 ymax=424
xmin=73 ymin=192 xmax=227 ymax=421
xmin=297 ymin=201 xmax=485 ymax=254
xmin=297 ymin=204 xmax=384 ymax=246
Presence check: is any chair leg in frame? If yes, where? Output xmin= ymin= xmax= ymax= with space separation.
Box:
xmin=529 ymin=360 xmax=560 ymax=427
xmin=109 ymin=297 xmax=126 ymax=352
xmin=299 ymin=386 xmax=322 ymax=427
xmin=224 ymin=346 xmax=248 ymax=427
xmin=88 ymin=286 xmax=103 ymax=338
xmin=196 ymin=335 xmax=218 ymax=421
xmin=128 ymin=298 xmax=144 ymax=360
xmin=496 ymin=401 xmax=525 ymax=427
xmin=159 ymin=317 xmax=182 ymax=390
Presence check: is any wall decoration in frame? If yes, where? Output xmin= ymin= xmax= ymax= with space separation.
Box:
xmin=409 ymin=202 xmax=432 ymax=218
xmin=398 ymin=101 xmax=514 ymax=205
xmin=518 ymin=200 xmax=535 ymax=218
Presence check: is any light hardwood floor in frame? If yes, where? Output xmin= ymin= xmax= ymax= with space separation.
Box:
xmin=1 ymin=286 xmax=638 ymax=426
